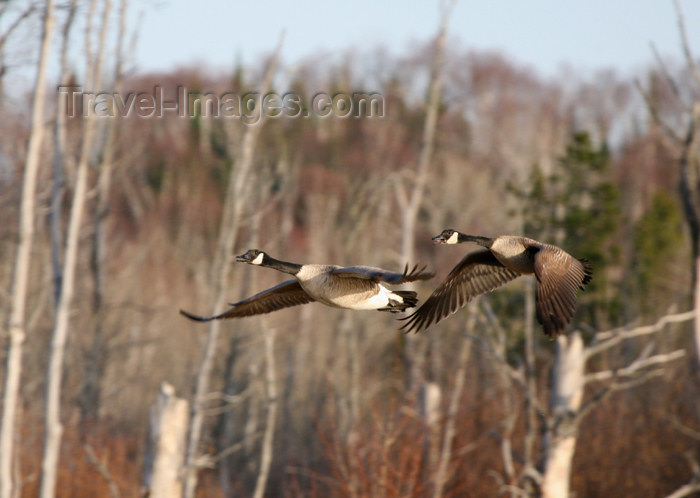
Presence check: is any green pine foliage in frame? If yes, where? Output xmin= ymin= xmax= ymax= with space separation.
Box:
xmin=633 ymin=190 xmax=684 ymax=306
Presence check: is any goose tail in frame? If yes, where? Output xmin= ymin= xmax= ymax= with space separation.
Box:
xmin=378 ymin=290 xmax=418 ymax=313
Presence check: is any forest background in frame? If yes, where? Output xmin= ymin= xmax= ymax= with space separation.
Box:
xmin=2 ymin=1 xmax=700 ymax=497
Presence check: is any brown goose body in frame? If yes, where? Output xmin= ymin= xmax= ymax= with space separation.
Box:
xmin=180 ymin=249 xmax=434 ymax=322
xmin=400 ymin=230 xmax=592 ymax=338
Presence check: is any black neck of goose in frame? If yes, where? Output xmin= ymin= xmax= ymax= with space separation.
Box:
xmin=459 ymin=234 xmax=495 ymax=248
xmin=262 ymin=255 xmax=303 ymax=275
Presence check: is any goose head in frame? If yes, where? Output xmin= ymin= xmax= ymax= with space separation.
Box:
xmin=432 ymin=230 xmax=494 ymax=248
xmin=432 ymin=229 xmax=460 ymax=245
xmin=236 ymin=249 xmax=267 ymax=265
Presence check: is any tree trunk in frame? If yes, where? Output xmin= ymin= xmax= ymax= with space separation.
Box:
xmin=252 ymin=325 xmax=278 ymax=498
xmin=432 ymin=305 xmax=474 ymax=498
xmin=81 ymin=0 xmax=127 ymax=425
xmin=541 ymin=333 xmax=585 ymax=498
xmin=695 ymin=256 xmax=700 ymax=374
xmin=182 ymin=40 xmax=282 ymax=498
xmin=0 ymin=2 xmax=55 ymax=497
xmin=396 ymin=1 xmax=451 ymax=394
xmin=522 ymin=277 xmax=539 ymax=494
xmin=142 ymin=383 xmax=189 ymax=498
xmin=396 ymin=1 xmax=450 ymax=265
xmin=40 ymin=1 xmax=111 ymax=495
xmin=49 ymin=0 xmax=77 ymax=306
xmin=678 ymin=102 xmax=700 ymax=373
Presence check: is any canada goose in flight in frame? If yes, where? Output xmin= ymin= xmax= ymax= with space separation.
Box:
xmin=180 ymin=249 xmax=435 ymax=321
xmin=400 ymin=230 xmax=592 ymax=338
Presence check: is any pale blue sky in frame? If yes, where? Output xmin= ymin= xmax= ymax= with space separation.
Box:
xmin=134 ymin=0 xmax=700 ymax=77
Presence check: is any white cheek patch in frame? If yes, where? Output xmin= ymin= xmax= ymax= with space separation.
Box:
xmin=251 ymin=252 xmax=264 ymax=265
xmin=446 ymin=231 xmax=459 ymax=244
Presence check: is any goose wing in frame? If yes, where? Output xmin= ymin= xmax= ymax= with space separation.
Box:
xmin=400 ymin=249 xmax=520 ymax=333
xmin=180 ymin=279 xmax=314 ymax=321
xmin=331 ymin=263 xmax=434 ymax=284
xmin=533 ymin=247 xmax=592 ymax=338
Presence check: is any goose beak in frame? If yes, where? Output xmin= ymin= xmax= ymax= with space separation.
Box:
xmin=432 ymin=234 xmax=447 ymax=244
xmin=235 ymin=252 xmax=250 ymax=262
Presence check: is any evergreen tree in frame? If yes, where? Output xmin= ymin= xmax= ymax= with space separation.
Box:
xmin=633 ymin=190 xmax=684 ymax=312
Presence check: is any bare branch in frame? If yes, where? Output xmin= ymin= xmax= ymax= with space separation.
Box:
xmin=673 ymin=0 xmax=700 ymax=91
xmin=210 ymin=435 xmax=261 ymax=464
xmin=670 ymin=416 xmax=700 ymax=442
xmin=585 ymin=349 xmax=685 ymax=384
xmin=585 ymin=310 xmax=695 ymax=358
xmin=0 ymin=4 xmax=36 ymax=50
xmin=664 ymin=451 xmax=700 ymax=498
xmin=84 ymin=444 xmax=120 ymax=498
xmin=650 ymin=42 xmax=682 ymax=100
xmin=666 ymin=481 xmax=700 ymax=498
xmin=634 ymin=78 xmax=682 ymax=145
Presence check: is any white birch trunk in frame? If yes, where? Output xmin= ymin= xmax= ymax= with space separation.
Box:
xmin=542 ymin=333 xmax=585 ymax=498
xmin=40 ymin=1 xmax=111 ymax=495
xmin=143 ymin=383 xmax=189 ymax=498
xmin=0 ymin=2 xmax=55 ymax=497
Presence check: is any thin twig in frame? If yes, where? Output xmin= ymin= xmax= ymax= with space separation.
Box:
xmin=673 ymin=0 xmax=700 ymax=90
xmin=84 ymin=444 xmax=120 ymax=498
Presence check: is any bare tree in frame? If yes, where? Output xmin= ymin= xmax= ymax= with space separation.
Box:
xmin=393 ymin=0 xmax=454 ymax=401
xmin=432 ymin=304 xmax=475 ymax=498
xmin=81 ymin=0 xmax=129 ymax=423
xmin=637 ymin=0 xmax=700 ymax=370
xmin=665 ymin=451 xmax=700 ymax=498
xmin=182 ymin=37 xmax=283 ymax=498
xmin=485 ymin=310 xmax=694 ymax=497
xmin=49 ymin=0 xmax=77 ymax=306
xmin=40 ymin=1 xmax=113 ymax=495
xmin=0 ymin=2 xmax=55 ymax=497
xmin=394 ymin=0 xmax=454 ymax=265
xmin=0 ymin=3 xmax=36 ymax=109
xmin=540 ymin=311 xmax=693 ymax=497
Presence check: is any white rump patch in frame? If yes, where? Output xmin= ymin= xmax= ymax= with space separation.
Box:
xmin=446 ymin=231 xmax=459 ymax=244
xmin=251 ymin=252 xmax=265 ymax=265
xmin=329 ymin=284 xmax=392 ymax=310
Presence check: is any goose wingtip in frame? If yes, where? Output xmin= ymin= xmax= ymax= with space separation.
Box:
xmin=179 ymin=309 xmax=214 ymax=322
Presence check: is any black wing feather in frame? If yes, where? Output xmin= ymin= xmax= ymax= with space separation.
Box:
xmin=400 ymin=249 xmax=520 ymax=333
xmin=180 ymin=279 xmax=314 ymax=322
xmin=533 ymin=249 xmax=592 ymax=338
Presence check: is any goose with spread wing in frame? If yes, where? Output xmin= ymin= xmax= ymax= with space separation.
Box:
xmin=181 ymin=249 xmax=434 ymax=321
xmin=400 ymin=230 xmax=592 ymax=338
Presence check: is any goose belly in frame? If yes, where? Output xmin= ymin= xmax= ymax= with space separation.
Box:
xmin=324 ymin=288 xmax=391 ymax=310
xmin=299 ymin=275 xmax=389 ymax=310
